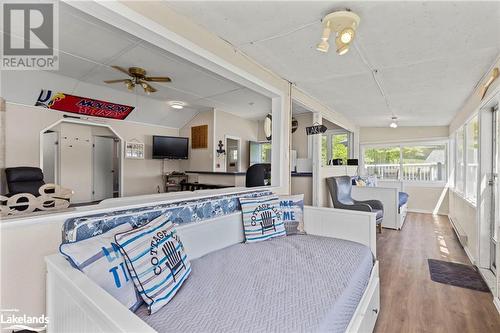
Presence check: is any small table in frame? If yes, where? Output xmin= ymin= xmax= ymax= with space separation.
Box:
xmin=163 ymin=173 xmax=188 ymax=192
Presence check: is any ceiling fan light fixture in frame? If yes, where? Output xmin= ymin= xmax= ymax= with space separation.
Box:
xmin=125 ymin=80 xmax=134 ymax=90
xmin=169 ymin=101 xmax=185 ymax=109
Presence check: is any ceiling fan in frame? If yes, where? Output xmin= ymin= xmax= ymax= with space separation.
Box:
xmin=104 ymin=66 xmax=171 ymax=95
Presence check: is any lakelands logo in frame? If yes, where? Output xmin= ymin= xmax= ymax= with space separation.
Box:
xmin=0 ymin=308 xmax=49 ymax=332
xmin=1 ymin=1 xmax=59 ymax=70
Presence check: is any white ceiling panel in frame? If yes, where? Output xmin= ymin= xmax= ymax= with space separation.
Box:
xmin=167 ymin=1 xmax=500 ymax=127
xmin=198 ymin=88 xmax=272 ymax=119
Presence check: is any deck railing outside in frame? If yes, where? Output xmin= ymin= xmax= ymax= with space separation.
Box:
xmin=365 ymin=162 xmax=448 ymax=181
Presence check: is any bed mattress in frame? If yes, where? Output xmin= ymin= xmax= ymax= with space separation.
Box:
xmin=135 ymin=235 xmax=373 ymax=333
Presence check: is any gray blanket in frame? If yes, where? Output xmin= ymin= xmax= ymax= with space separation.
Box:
xmin=135 ymin=235 xmax=373 ymax=333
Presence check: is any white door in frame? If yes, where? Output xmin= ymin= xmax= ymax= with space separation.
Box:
xmin=93 ymin=136 xmax=115 ymax=201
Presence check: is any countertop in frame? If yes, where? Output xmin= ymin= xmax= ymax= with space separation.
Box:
xmin=186 ymin=171 xmax=247 ymax=175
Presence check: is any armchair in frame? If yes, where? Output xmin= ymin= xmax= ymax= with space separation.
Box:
xmin=326 ymin=176 xmax=384 ymax=233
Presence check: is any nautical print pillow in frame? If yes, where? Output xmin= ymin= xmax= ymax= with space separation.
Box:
xmin=279 ymin=194 xmax=305 ymax=235
xmin=239 ymin=195 xmax=286 ymax=243
xmin=59 ymin=223 xmax=143 ymax=311
xmin=114 ymin=215 xmax=191 ymax=314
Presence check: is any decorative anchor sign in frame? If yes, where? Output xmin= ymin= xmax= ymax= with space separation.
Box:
xmin=306 ymin=123 xmax=327 ymax=136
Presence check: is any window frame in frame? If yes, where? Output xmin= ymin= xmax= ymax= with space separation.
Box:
xmin=360 ymin=139 xmax=449 ymax=186
xmin=452 ymin=112 xmax=480 ymax=207
xmin=320 ymin=129 xmax=353 ymax=165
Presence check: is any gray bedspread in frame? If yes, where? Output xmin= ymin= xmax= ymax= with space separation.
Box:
xmin=135 ymin=235 xmax=373 ymax=333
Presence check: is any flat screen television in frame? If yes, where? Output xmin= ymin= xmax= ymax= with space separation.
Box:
xmin=152 ymin=135 xmax=189 ymax=159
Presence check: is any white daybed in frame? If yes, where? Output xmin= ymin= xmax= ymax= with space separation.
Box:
xmin=46 ymin=206 xmax=380 ymax=333
xmin=352 ymin=180 xmax=408 ymax=230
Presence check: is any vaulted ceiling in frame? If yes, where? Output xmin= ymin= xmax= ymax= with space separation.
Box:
xmin=3 ymin=3 xmax=272 ymax=128
xmin=166 ymin=1 xmax=500 ymax=127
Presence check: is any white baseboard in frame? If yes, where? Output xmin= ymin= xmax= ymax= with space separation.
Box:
xmin=407 ymin=208 xmax=447 ymax=215
xmin=494 ymin=297 xmax=500 ymax=315
xmin=448 ymin=215 xmax=476 ymax=265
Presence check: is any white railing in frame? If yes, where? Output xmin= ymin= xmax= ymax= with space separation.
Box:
xmin=365 ymin=163 xmax=446 ymax=181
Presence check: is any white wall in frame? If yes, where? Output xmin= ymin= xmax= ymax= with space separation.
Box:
xmin=291 ymin=113 xmax=313 ymax=159
xmin=360 ymin=126 xmax=449 ymax=143
xmin=214 ymin=109 xmax=259 ymax=172
xmin=5 ymin=103 xmax=180 ymax=197
xmin=179 ymin=110 xmax=214 ymax=172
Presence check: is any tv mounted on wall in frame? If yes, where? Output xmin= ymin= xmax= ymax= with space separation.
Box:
xmin=152 ymin=136 xmax=189 ymax=160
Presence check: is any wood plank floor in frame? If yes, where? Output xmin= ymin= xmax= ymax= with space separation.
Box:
xmin=373 ymin=213 xmax=500 ymax=333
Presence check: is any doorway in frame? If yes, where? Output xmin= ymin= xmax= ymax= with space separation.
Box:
xmin=40 ymin=120 xmax=123 ymax=203
xmin=93 ymin=136 xmax=117 ymax=201
xmin=226 ymin=137 xmax=241 ymax=172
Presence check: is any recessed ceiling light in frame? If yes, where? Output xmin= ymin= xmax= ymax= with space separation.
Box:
xmin=389 ymin=116 xmax=398 ymax=128
xmin=168 ymin=101 xmax=185 ymax=109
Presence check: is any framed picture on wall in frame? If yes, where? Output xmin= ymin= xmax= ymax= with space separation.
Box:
xmin=125 ymin=141 xmax=145 ymax=159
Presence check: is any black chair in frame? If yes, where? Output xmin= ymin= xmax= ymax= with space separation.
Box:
xmin=326 ymin=176 xmax=384 ymax=233
xmin=5 ymin=167 xmax=46 ymax=196
xmin=246 ymin=163 xmax=271 ymax=187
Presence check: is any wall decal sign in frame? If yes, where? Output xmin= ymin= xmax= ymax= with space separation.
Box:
xmin=306 ymin=124 xmax=327 ymax=135
xmin=35 ymin=89 xmax=134 ymax=120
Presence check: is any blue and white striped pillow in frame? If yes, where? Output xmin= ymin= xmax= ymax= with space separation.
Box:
xmin=239 ymin=195 xmax=286 ymax=243
xmin=114 ymin=215 xmax=191 ymax=314
xmin=59 ymin=223 xmax=143 ymax=311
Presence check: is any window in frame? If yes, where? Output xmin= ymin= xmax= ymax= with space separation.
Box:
xmin=466 ymin=115 xmax=479 ymax=203
xmin=455 ymin=127 xmax=465 ymax=193
xmin=363 ymin=142 xmax=447 ymax=182
xmin=321 ymin=131 xmax=351 ymax=165
xmin=363 ymin=146 xmax=401 ymax=180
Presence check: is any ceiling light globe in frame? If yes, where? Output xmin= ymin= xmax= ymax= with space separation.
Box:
xmin=171 ymin=104 xmax=183 ymax=109
xmin=389 ymin=122 xmax=398 ymax=128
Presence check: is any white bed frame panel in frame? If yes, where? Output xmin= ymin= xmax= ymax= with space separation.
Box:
xmin=352 ymin=184 xmax=408 ymax=230
xmin=46 ymin=206 xmax=379 ymax=333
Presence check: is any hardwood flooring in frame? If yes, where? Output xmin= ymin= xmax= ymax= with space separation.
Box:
xmin=373 ymin=213 xmax=500 ymax=333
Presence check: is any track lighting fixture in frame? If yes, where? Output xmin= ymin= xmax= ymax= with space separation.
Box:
xmin=316 ymin=21 xmax=331 ymax=53
xmin=316 ymin=10 xmax=360 ymax=56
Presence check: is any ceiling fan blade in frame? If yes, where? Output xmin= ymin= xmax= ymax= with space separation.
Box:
xmin=103 ymin=79 xmax=129 ymax=84
xmin=144 ymin=76 xmax=171 ymax=82
xmin=110 ymin=65 xmax=130 ymax=76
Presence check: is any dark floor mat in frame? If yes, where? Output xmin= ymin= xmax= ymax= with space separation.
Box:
xmin=428 ymin=259 xmax=490 ymax=292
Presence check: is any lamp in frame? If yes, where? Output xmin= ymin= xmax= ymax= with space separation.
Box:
xmin=316 ymin=10 xmax=360 ymax=56
xmin=389 ymin=116 xmax=398 ymax=128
